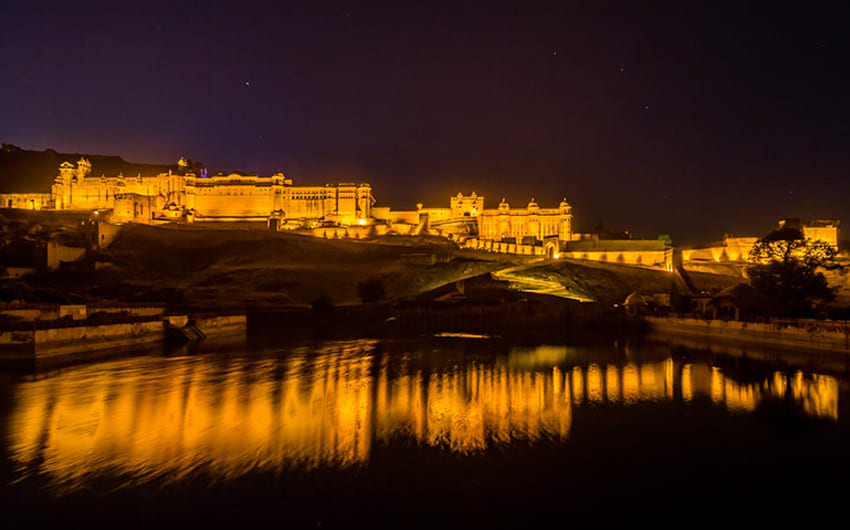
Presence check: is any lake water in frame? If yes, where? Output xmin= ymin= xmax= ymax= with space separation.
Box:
xmin=1 ymin=334 xmax=849 ymax=527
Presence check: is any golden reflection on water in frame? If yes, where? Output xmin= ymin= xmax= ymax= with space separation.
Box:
xmin=688 ymin=365 xmax=839 ymax=418
xmin=5 ymin=341 xmax=841 ymax=493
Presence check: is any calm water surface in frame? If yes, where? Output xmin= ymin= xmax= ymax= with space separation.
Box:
xmin=1 ymin=335 xmax=849 ymax=527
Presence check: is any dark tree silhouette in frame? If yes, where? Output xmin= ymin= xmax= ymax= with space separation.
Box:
xmin=357 ymin=278 xmax=386 ymax=303
xmin=311 ymin=294 xmax=335 ymax=314
xmin=747 ymin=227 xmax=837 ymax=317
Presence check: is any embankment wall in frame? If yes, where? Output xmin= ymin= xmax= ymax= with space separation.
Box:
xmin=0 ymin=320 xmax=166 ymax=360
xmin=647 ymin=316 xmax=850 ymax=353
xmin=193 ymin=314 xmax=247 ymax=336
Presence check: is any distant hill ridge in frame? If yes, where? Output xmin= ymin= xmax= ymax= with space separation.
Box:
xmin=0 ymin=143 xmax=178 ymax=193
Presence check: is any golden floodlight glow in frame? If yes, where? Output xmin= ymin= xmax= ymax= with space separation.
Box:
xmin=4 ymin=344 xmax=840 ymax=495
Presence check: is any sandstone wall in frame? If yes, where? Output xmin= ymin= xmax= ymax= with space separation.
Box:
xmin=0 ymin=193 xmax=52 ymax=210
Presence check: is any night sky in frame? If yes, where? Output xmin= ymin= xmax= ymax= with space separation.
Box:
xmin=2 ymin=1 xmax=848 ymax=244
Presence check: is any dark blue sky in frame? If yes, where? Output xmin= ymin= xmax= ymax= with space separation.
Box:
xmin=2 ymin=1 xmax=848 ymax=243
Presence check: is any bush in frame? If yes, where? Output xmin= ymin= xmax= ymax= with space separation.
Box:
xmin=311 ymin=294 xmax=335 ymax=314
xmin=357 ymin=278 xmax=386 ymax=303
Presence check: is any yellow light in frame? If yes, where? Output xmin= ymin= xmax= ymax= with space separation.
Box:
xmin=553 ymin=253 xmax=560 ymax=259
xmin=357 ymin=218 xmax=367 ymax=226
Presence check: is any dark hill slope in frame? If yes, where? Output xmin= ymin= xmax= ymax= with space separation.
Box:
xmin=0 ymin=143 xmax=177 ymax=193
xmin=53 ymin=225 xmax=511 ymax=310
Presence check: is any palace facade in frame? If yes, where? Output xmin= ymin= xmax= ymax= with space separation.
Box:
xmin=2 ymin=157 xmax=374 ymax=226
xmin=477 ymin=197 xmax=573 ymax=243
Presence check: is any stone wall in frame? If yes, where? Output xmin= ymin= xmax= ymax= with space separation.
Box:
xmin=189 ymin=185 xmax=277 ymax=218
xmin=2 ymin=267 xmax=36 ymax=279
xmin=561 ymin=249 xmax=670 ymax=268
xmin=0 ymin=193 xmax=52 ymax=210
xmin=462 ymin=238 xmax=546 ymax=256
xmin=192 ymin=314 xmax=247 ymax=336
xmin=0 ymin=320 xmax=166 ymax=360
xmin=648 ymin=316 xmax=850 ymax=353
xmin=803 ymin=225 xmax=839 ymax=250
xmin=462 ymin=237 xmax=672 ymax=268
xmin=682 ymin=237 xmax=757 ymax=263
xmin=44 ymin=242 xmax=87 ymax=271
xmin=310 ymin=226 xmax=374 ymax=239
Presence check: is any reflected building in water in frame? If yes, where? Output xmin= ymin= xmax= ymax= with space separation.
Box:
xmin=5 ymin=340 xmax=840 ymax=494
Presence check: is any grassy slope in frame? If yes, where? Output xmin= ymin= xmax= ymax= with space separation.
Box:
xmin=93 ymin=225 xmax=515 ymax=309
xmin=1 ymin=212 xmax=745 ymax=309
xmin=505 ymin=258 xmax=741 ymax=303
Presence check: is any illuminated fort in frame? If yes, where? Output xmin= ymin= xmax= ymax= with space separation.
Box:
xmin=2 ymin=157 xmax=375 ymax=226
xmin=0 ymin=157 xmax=674 ymax=267
xmin=0 ymin=158 xmax=577 ymax=246
xmin=0 ymin=157 xmax=838 ymax=269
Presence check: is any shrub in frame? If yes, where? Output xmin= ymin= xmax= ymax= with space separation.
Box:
xmin=311 ymin=294 xmax=335 ymax=314
xmin=357 ymin=278 xmax=386 ymax=303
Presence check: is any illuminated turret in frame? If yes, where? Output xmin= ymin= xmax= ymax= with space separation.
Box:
xmin=76 ymin=158 xmax=92 ymax=179
xmin=57 ymin=161 xmax=75 ymax=183
xmin=559 ymin=196 xmax=573 ymax=241
xmin=52 ymin=161 xmax=77 ymax=209
xmin=450 ymin=191 xmax=484 ymax=218
xmin=356 ymin=183 xmax=373 ymax=218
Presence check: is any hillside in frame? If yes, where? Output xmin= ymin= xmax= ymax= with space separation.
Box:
xmin=27 ymin=225 xmax=517 ymax=310
xmin=0 ymin=143 xmax=178 ymax=193
xmin=0 ymin=212 xmax=748 ymax=311
xmin=9 ymin=222 xmax=744 ymax=310
xmin=493 ymin=257 xmax=741 ymax=303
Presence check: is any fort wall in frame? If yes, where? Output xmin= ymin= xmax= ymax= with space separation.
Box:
xmin=43 ymin=242 xmax=87 ymax=271
xmin=461 ymin=236 xmax=672 ymax=269
xmin=0 ymin=193 xmax=52 ymax=210
xmin=35 ymin=158 xmax=376 ymax=225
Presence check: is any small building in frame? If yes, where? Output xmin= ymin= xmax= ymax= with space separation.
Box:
xmin=623 ymin=291 xmax=672 ymax=316
xmin=709 ymin=284 xmax=773 ymax=321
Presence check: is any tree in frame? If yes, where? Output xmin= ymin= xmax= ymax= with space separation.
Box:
xmin=747 ymin=227 xmax=837 ymax=317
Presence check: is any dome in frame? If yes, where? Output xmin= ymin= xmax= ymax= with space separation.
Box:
xmin=527 ymin=197 xmax=539 ymax=209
